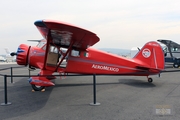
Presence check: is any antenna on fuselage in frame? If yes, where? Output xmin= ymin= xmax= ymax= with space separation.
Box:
xmin=137 ymin=47 xmax=141 ymax=51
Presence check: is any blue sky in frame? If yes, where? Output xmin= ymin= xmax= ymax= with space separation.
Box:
xmin=0 ymin=0 xmax=180 ymax=55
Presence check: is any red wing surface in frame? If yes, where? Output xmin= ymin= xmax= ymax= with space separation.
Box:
xmin=34 ymin=20 xmax=100 ymax=50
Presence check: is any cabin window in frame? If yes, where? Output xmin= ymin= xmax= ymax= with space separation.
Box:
xmin=37 ymin=41 xmax=46 ymax=48
xmin=49 ymin=46 xmax=58 ymax=53
xmin=42 ymin=45 xmax=46 ymax=50
xmin=71 ymin=50 xmax=80 ymax=57
xmin=172 ymin=47 xmax=178 ymax=52
xmin=163 ymin=47 xmax=167 ymax=56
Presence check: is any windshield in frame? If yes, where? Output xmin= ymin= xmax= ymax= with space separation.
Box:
xmin=36 ymin=40 xmax=47 ymax=48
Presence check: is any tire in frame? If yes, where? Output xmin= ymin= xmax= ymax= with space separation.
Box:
xmin=148 ymin=78 xmax=153 ymax=83
xmin=173 ymin=63 xmax=179 ymax=68
xmin=31 ymin=84 xmax=45 ymax=91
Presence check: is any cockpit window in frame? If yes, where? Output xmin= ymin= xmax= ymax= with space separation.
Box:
xmin=36 ymin=41 xmax=46 ymax=48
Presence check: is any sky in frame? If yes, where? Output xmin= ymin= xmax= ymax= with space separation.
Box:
xmin=0 ymin=0 xmax=180 ymax=55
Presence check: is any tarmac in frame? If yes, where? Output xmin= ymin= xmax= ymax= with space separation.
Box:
xmin=0 ymin=63 xmax=180 ymax=120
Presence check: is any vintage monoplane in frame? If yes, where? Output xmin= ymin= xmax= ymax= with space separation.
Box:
xmin=11 ymin=20 xmax=165 ymax=91
xmin=158 ymin=39 xmax=180 ymax=68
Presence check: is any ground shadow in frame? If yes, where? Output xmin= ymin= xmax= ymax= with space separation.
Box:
xmin=0 ymin=77 xmax=53 ymax=120
xmin=118 ymin=79 xmax=156 ymax=88
xmin=53 ymin=78 xmax=156 ymax=88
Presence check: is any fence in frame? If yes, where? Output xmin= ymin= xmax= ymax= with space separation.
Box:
xmin=0 ymin=66 xmax=100 ymax=106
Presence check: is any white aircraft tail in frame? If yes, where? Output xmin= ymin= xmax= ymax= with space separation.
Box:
xmin=4 ymin=48 xmax=16 ymax=62
xmin=4 ymin=48 xmax=10 ymax=55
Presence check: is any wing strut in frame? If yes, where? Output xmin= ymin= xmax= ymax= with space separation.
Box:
xmin=43 ymin=30 xmax=51 ymax=70
xmin=167 ymin=41 xmax=174 ymax=58
xmin=55 ymin=40 xmax=75 ymax=72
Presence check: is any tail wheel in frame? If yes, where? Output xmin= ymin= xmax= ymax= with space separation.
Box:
xmin=148 ymin=78 xmax=153 ymax=83
xmin=31 ymin=84 xmax=45 ymax=91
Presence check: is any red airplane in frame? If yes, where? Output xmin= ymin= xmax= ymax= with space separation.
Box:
xmin=11 ymin=20 xmax=165 ymax=91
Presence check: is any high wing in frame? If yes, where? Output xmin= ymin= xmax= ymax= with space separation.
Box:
xmin=34 ymin=20 xmax=100 ymax=70
xmin=157 ymin=39 xmax=180 ymax=48
xmin=157 ymin=39 xmax=180 ymax=58
xmin=34 ymin=20 xmax=100 ymax=50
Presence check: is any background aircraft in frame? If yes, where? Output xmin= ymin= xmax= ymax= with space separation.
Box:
xmin=130 ymin=40 xmax=180 ymax=68
xmin=11 ymin=20 xmax=165 ymax=91
xmin=4 ymin=48 xmax=16 ymax=62
xmin=0 ymin=55 xmax=6 ymax=62
xmin=0 ymin=48 xmax=16 ymax=62
xmin=157 ymin=39 xmax=180 ymax=68
xmin=98 ymin=48 xmax=130 ymax=57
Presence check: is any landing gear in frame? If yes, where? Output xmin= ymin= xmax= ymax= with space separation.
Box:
xmin=173 ymin=63 xmax=179 ymax=68
xmin=148 ymin=77 xmax=153 ymax=83
xmin=31 ymin=84 xmax=45 ymax=91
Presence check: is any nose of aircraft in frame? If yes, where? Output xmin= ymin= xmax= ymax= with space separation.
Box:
xmin=16 ymin=44 xmax=31 ymax=65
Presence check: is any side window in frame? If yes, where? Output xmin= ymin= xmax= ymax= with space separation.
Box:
xmin=49 ymin=46 xmax=58 ymax=53
xmin=173 ymin=47 xmax=178 ymax=52
xmin=71 ymin=50 xmax=80 ymax=57
xmin=162 ymin=46 xmax=167 ymax=56
xmin=42 ymin=45 xmax=46 ymax=50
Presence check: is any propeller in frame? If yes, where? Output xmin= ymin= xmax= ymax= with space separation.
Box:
xmin=10 ymin=52 xmax=17 ymax=56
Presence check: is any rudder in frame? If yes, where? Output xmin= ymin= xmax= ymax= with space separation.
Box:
xmin=133 ymin=41 xmax=164 ymax=70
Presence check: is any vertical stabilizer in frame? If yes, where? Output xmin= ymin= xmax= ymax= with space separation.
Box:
xmin=4 ymin=48 xmax=10 ymax=55
xmin=133 ymin=41 xmax=164 ymax=70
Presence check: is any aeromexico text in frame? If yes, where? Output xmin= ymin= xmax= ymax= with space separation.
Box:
xmin=92 ymin=64 xmax=119 ymax=72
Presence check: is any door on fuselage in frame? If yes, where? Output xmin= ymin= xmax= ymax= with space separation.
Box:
xmin=46 ymin=45 xmax=69 ymax=68
xmin=46 ymin=45 xmax=60 ymax=66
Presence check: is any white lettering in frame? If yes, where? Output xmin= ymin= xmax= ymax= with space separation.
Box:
xmin=148 ymin=43 xmax=159 ymax=46
xmin=92 ymin=64 xmax=119 ymax=72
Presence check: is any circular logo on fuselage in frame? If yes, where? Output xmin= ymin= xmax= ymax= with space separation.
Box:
xmin=142 ymin=48 xmax=151 ymax=58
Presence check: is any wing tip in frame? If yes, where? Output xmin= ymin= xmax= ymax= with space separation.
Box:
xmin=34 ymin=20 xmax=46 ymax=27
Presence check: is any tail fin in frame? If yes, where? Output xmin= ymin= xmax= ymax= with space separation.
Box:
xmin=4 ymin=48 xmax=10 ymax=55
xmin=133 ymin=41 xmax=164 ymax=70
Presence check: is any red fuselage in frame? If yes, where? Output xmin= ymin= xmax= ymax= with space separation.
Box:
xmin=16 ymin=43 xmax=162 ymax=77
xmin=65 ymin=48 xmax=159 ymax=76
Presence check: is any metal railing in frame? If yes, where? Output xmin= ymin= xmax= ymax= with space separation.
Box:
xmin=0 ymin=66 xmax=100 ymax=106
xmin=0 ymin=66 xmax=26 ymax=105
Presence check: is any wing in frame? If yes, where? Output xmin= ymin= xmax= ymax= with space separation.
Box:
xmin=157 ymin=39 xmax=180 ymax=48
xmin=34 ymin=20 xmax=100 ymax=70
xmin=34 ymin=20 xmax=100 ymax=50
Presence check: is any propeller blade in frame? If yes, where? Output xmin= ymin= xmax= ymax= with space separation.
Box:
xmin=10 ymin=52 xmax=17 ymax=56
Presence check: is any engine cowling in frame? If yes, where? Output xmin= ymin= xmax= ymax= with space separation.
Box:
xmin=16 ymin=44 xmax=31 ymax=66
